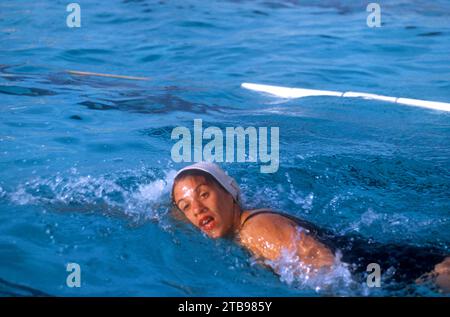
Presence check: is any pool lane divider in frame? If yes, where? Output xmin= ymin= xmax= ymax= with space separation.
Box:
xmin=67 ymin=70 xmax=150 ymax=81
xmin=241 ymin=83 xmax=450 ymax=112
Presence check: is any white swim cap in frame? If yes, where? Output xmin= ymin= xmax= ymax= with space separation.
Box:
xmin=172 ymin=162 xmax=241 ymax=206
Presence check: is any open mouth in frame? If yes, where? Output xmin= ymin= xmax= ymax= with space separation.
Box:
xmin=199 ymin=215 xmax=215 ymax=231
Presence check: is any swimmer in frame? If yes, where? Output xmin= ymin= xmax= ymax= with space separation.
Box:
xmin=171 ymin=162 xmax=450 ymax=293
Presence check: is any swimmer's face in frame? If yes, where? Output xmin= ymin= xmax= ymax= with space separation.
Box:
xmin=173 ymin=175 xmax=236 ymax=239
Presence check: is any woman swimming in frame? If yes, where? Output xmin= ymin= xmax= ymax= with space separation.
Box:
xmin=171 ymin=162 xmax=450 ymax=293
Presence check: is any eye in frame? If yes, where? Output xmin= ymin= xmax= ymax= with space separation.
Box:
xmin=182 ymin=203 xmax=190 ymax=212
xmin=200 ymin=191 xmax=209 ymax=199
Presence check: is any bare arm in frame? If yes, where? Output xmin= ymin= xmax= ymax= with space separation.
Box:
xmin=238 ymin=213 xmax=335 ymax=270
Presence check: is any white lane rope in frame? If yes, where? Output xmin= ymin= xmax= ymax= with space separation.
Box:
xmin=241 ymin=83 xmax=450 ymax=112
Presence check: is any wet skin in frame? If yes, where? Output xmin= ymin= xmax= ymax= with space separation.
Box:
xmin=172 ymin=175 xmax=335 ymax=270
xmin=173 ymin=175 xmax=241 ymax=239
xmin=173 ymin=175 xmax=450 ymax=291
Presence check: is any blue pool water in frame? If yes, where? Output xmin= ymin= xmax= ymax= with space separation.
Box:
xmin=0 ymin=0 xmax=449 ymax=296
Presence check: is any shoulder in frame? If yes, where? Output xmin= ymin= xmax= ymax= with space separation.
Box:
xmin=240 ymin=211 xmax=297 ymax=234
xmin=238 ymin=211 xmax=298 ymax=260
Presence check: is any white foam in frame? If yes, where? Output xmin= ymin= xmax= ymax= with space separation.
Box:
xmin=133 ymin=169 xmax=177 ymax=203
xmin=263 ymin=227 xmax=358 ymax=294
xmin=285 ymin=172 xmax=314 ymax=213
xmin=5 ymin=167 xmax=179 ymax=222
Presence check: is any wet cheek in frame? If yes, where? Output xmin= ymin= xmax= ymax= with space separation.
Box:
xmin=218 ymin=214 xmax=231 ymax=229
xmin=213 ymin=215 xmax=225 ymax=229
xmin=185 ymin=214 xmax=197 ymax=226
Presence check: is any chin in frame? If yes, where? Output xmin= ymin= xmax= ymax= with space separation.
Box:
xmin=207 ymin=231 xmax=222 ymax=239
xmin=206 ymin=227 xmax=228 ymax=239
xmin=201 ymin=220 xmax=225 ymax=239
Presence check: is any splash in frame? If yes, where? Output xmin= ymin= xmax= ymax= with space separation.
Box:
xmin=336 ymin=207 xmax=450 ymax=247
xmin=286 ymin=172 xmax=314 ymax=213
xmin=5 ymin=167 xmax=178 ymax=223
xmin=0 ymin=185 xmax=7 ymax=200
xmin=262 ymin=227 xmax=361 ymax=295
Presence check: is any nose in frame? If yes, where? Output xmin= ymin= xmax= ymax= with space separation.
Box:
xmin=191 ymin=198 xmax=207 ymax=217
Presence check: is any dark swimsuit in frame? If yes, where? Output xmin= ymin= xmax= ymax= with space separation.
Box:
xmin=241 ymin=209 xmax=447 ymax=287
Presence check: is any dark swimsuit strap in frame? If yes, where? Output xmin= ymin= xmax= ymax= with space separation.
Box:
xmin=240 ymin=209 xmax=338 ymax=249
xmin=241 ymin=209 xmax=321 ymax=233
xmin=240 ymin=208 xmax=279 ymax=228
xmin=240 ymin=209 xmax=448 ymax=285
